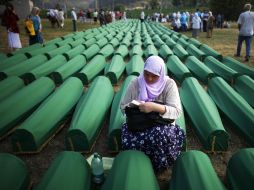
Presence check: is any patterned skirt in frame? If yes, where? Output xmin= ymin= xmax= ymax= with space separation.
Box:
xmin=121 ymin=123 xmax=185 ymax=171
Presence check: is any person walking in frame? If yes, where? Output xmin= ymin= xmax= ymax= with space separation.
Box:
xmin=2 ymin=3 xmax=22 ymax=51
xmin=206 ymin=11 xmax=215 ymax=38
xmin=71 ymin=7 xmax=77 ymax=31
xmin=192 ymin=13 xmax=201 ymax=38
xmin=58 ymin=8 xmax=64 ymax=28
xmin=235 ymin=3 xmax=254 ymax=62
xmin=29 ymin=6 xmax=43 ymax=45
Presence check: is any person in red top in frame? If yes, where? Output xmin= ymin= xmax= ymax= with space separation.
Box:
xmin=2 ymin=3 xmax=22 ymax=51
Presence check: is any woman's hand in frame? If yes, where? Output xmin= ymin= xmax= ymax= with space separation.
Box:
xmin=139 ymin=102 xmax=166 ymax=114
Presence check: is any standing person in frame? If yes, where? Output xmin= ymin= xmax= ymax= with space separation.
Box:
xmin=58 ymin=8 xmax=64 ymax=28
xmin=206 ymin=11 xmax=215 ymax=38
xmin=192 ymin=13 xmax=201 ymax=38
xmin=71 ymin=7 xmax=77 ymax=31
xmin=120 ymin=55 xmax=185 ymax=172
xmin=2 ymin=3 xmax=22 ymax=51
xmin=235 ymin=3 xmax=254 ymax=62
xmin=29 ymin=7 xmax=43 ymax=45
xmin=140 ymin=11 xmax=145 ymax=22
xmin=93 ymin=9 xmax=98 ymax=24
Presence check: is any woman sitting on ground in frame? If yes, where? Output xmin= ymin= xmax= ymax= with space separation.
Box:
xmin=120 ymin=55 xmax=185 ymax=172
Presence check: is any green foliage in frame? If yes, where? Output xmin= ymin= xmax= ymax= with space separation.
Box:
xmin=0 ymin=0 xmax=13 ymax=5
xmin=150 ymin=0 xmax=159 ymax=9
xmin=114 ymin=4 xmax=125 ymax=12
xmin=209 ymin=0 xmax=252 ymax=20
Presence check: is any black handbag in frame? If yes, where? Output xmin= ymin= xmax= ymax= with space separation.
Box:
xmin=125 ymin=102 xmax=174 ymax=132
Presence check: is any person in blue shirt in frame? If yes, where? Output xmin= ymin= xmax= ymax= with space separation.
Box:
xmin=29 ymin=6 xmax=43 ymax=45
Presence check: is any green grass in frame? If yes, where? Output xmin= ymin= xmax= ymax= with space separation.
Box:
xmin=0 ymin=19 xmax=253 ymax=67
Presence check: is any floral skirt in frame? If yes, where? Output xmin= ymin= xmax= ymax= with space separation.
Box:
xmin=121 ymin=123 xmax=185 ymax=171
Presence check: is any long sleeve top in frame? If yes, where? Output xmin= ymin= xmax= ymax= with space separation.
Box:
xmin=120 ymin=77 xmax=182 ymax=120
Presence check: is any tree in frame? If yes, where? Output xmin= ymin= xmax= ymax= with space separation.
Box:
xmin=0 ymin=0 xmax=13 ymax=5
xmin=149 ymin=0 xmax=159 ymax=9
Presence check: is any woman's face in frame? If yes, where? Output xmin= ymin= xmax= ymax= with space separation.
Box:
xmin=144 ymin=70 xmax=160 ymax=84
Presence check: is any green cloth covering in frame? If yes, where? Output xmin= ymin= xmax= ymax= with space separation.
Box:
xmin=126 ymin=55 xmax=144 ymax=76
xmin=109 ymin=38 xmax=120 ymax=48
xmin=44 ymin=44 xmax=72 ymax=59
xmin=10 ymin=43 xmax=42 ymax=56
xmin=68 ymin=38 xmax=85 ymax=48
xmin=170 ymin=150 xmax=226 ymax=190
xmin=21 ymin=55 xmax=68 ymax=84
xmin=98 ymin=44 xmax=114 ymax=58
xmin=165 ymin=37 xmax=176 ymax=48
xmin=143 ymin=38 xmax=154 ymax=47
xmin=66 ymin=76 xmax=114 ymax=151
xmin=55 ymin=37 xmax=74 ymax=47
xmin=102 ymin=150 xmax=159 ymax=190
xmin=177 ymin=38 xmax=189 ymax=49
xmin=145 ymin=44 xmax=158 ymax=58
xmin=187 ymin=37 xmax=202 ymax=47
xmin=0 ymin=153 xmax=30 ymax=190
xmin=185 ymin=55 xmax=214 ymax=84
xmin=223 ymin=56 xmax=254 ymax=79
xmin=208 ymin=77 xmax=254 ymax=146
xmin=153 ymin=36 xmax=165 ymax=48
xmin=173 ymin=44 xmax=189 ymax=61
xmin=83 ymin=37 xmax=96 ymax=48
xmin=176 ymin=104 xmax=187 ymax=150
xmin=204 ymin=56 xmax=238 ymax=83
xmin=24 ymin=44 xmax=57 ymax=58
xmin=75 ymin=54 xmax=105 ymax=85
xmin=108 ymin=75 xmax=137 ymax=151
xmin=34 ymin=151 xmax=91 ymax=190
xmin=200 ymin=44 xmax=223 ymax=61
xmin=159 ymin=44 xmax=173 ymax=59
xmin=62 ymin=44 xmax=85 ymax=60
xmin=171 ymin=34 xmax=179 ymax=42
xmin=0 ymin=76 xmax=24 ymax=102
xmin=129 ymin=45 xmax=143 ymax=57
xmin=50 ymin=55 xmax=86 ymax=84
xmin=12 ymin=77 xmax=83 ymax=152
xmin=105 ymin=55 xmax=126 ymax=85
xmin=0 ymin=53 xmax=28 ymax=70
xmin=226 ymin=148 xmax=254 ymax=190
xmin=166 ymin=55 xmax=192 ymax=84
xmin=186 ymin=44 xmax=206 ymax=61
xmin=122 ymin=38 xmax=131 ymax=47
xmin=96 ymin=37 xmax=108 ymax=48
xmin=115 ymin=45 xmax=129 ymax=58
xmin=81 ymin=44 xmax=100 ymax=61
xmin=44 ymin=37 xmax=62 ymax=46
xmin=0 ymin=54 xmax=48 ymax=80
xmin=233 ymin=75 xmax=254 ymax=107
xmin=180 ymin=77 xmax=229 ymax=151
xmin=0 ymin=77 xmax=55 ymax=139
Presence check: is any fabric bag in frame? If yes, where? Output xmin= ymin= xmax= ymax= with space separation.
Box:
xmin=125 ymin=102 xmax=174 ymax=132
xmin=25 ymin=16 xmax=35 ymax=36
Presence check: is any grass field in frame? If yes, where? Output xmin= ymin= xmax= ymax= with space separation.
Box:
xmin=0 ymin=19 xmax=253 ymax=68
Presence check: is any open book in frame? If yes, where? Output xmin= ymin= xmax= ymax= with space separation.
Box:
xmin=128 ymin=100 xmax=141 ymax=107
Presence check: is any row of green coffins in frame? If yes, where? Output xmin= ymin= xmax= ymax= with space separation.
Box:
xmin=1 ymin=149 xmax=254 ymax=190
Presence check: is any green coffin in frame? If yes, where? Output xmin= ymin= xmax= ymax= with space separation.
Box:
xmin=144 ymin=44 xmax=158 ymax=58
xmin=165 ymin=37 xmax=176 ymax=49
xmin=109 ymin=38 xmax=120 ymax=48
xmin=177 ymin=38 xmax=189 ymax=49
xmin=101 ymin=150 xmax=159 ymax=190
xmin=171 ymin=34 xmax=179 ymax=42
xmin=66 ymin=76 xmax=114 ymax=151
xmin=55 ymin=38 xmax=74 ymax=47
xmin=0 ymin=77 xmax=55 ymax=139
xmin=0 ymin=54 xmax=48 ymax=80
xmin=159 ymin=44 xmax=173 ymax=59
xmin=143 ymin=38 xmax=154 ymax=48
xmin=166 ymin=55 xmax=192 ymax=84
xmin=130 ymin=45 xmax=143 ymax=57
xmin=170 ymin=150 xmax=226 ymax=190
xmin=105 ymin=55 xmax=126 ymax=85
xmin=24 ymin=44 xmax=57 ymax=58
xmin=222 ymin=56 xmax=254 ymax=79
xmin=176 ymin=104 xmax=187 ymax=150
xmin=98 ymin=44 xmax=114 ymax=58
xmin=226 ymin=148 xmax=254 ymax=190
xmin=0 ymin=76 xmax=24 ymax=102
xmin=126 ymin=55 xmax=144 ymax=76
xmin=233 ymin=75 xmax=254 ymax=107
xmin=0 ymin=54 xmax=29 ymax=70
xmin=154 ymin=37 xmax=165 ymax=48
xmin=44 ymin=44 xmax=72 ymax=59
xmin=34 ymin=151 xmax=91 ymax=190
xmin=83 ymin=38 xmax=96 ymax=48
xmin=173 ymin=44 xmax=189 ymax=61
xmin=204 ymin=56 xmax=238 ymax=83
xmin=187 ymin=38 xmax=202 ymax=47
xmin=180 ymin=77 xmax=229 ymax=151
xmin=69 ymin=38 xmax=85 ymax=48
xmin=62 ymin=44 xmax=85 ymax=61
xmin=208 ymin=77 xmax=254 ymax=146
xmin=10 ymin=43 xmax=42 ymax=55
xmin=0 ymin=153 xmax=30 ymax=190
xmin=75 ymin=54 xmax=106 ymax=85
xmin=50 ymin=55 xmax=86 ymax=84
xmin=81 ymin=44 xmax=100 ymax=61
xmin=115 ymin=45 xmax=129 ymax=58
xmin=12 ymin=77 xmax=83 ymax=153
xmin=105 ymin=33 xmax=114 ymax=41
xmin=200 ymin=44 xmax=223 ymax=61
xmin=121 ymin=38 xmax=131 ymax=47
xmin=185 ymin=56 xmax=215 ymax=84
xmin=186 ymin=44 xmax=206 ymax=61
xmin=44 ymin=37 xmax=62 ymax=46
xmin=21 ymin=55 xmax=68 ymax=84
xmin=108 ymin=75 xmax=137 ymax=152
xmin=96 ymin=37 xmax=108 ymax=48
